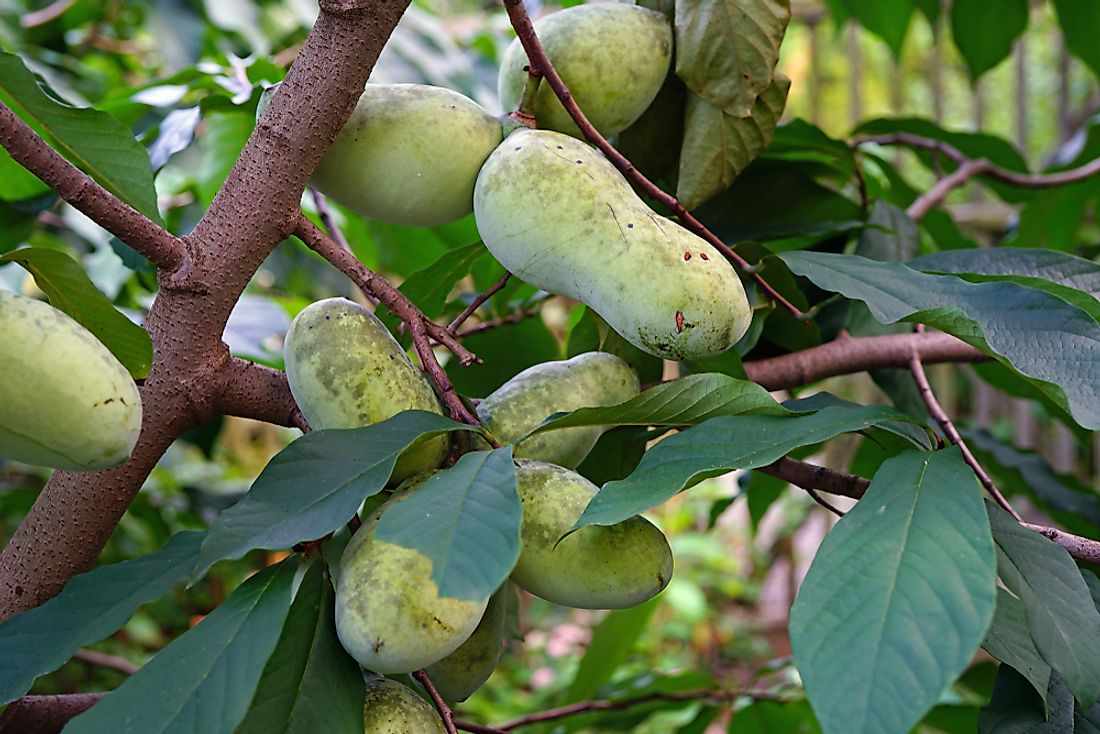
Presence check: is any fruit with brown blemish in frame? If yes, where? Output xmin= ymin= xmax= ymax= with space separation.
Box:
xmin=424 ymin=583 xmax=509 ymax=702
xmin=510 ymin=460 xmax=673 ymax=609
xmin=497 ymin=4 xmax=672 ymax=138
xmin=258 ymin=83 xmax=502 ymax=227
xmin=0 ymin=291 xmax=141 ymax=471
xmin=336 ymin=489 xmax=488 ymax=674
xmin=362 ymin=676 xmax=445 ymax=734
xmin=283 ymin=297 xmax=448 ymax=483
xmin=474 ymin=129 xmax=752 ymax=360
xmin=476 ymin=352 xmax=640 ymax=468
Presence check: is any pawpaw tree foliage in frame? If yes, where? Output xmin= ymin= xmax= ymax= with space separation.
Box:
xmin=0 ymin=0 xmax=1099 ymax=732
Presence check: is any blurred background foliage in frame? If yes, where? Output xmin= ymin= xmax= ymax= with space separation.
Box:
xmin=0 ymin=0 xmax=1098 ymax=731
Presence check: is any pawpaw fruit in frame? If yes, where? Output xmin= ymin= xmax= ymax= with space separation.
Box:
xmin=336 ymin=489 xmax=487 ymax=674
xmin=260 ymin=83 xmax=502 ymax=227
xmin=363 ymin=676 xmax=445 ymax=734
xmin=0 ymin=291 xmax=141 ymax=471
xmin=497 ymin=4 xmax=672 ymax=138
xmin=283 ymin=297 xmax=448 ymax=483
xmin=424 ymin=583 xmax=508 ymax=702
xmin=474 ymin=129 xmax=751 ymax=360
xmin=477 ymin=352 xmax=639 ymax=468
xmin=510 ymin=460 xmax=673 ymax=609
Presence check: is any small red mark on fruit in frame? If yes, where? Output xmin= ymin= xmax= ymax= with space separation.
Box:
xmin=699 ymin=253 xmax=710 ymax=260
xmin=675 ymin=311 xmax=685 ymax=332
xmin=683 ymin=252 xmax=691 ymax=261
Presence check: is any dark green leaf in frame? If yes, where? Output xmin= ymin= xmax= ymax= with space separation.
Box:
xmin=790 ymin=448 xmax=997 ymax=734
xmin=575 ymin=403 xmax=923 ymax=529
xmin=780 ymin=251 xmax=1100 ymax=429
xmin=0 ymin=248 xmax=152 ymax=378
xmin=982 ymin=588 xmax=1052 ymax=704
xmin=840 ymin=0 xmax=914 ymax=59
xmin=564 ymin=595 xmax=660 ymax=703
xmin=677 ymin=76 xmax=790 ymax=210
xmin=727 ymin=699 xmax=821 ymax=733
xmin=950 ymin=0 xmax=1029 ymax=79
xmin=761 ymin=119 xmax=855 ymax=182
xmin=373 ymin=448 xmax=521 ymax=601
xmin=574 ymin=426 xmax=649 ymax=486
xmin=0 ymin=193 xmax=55 ymax=253
xmin=0 ymin=51 xmax=160 ymax=223
xmin=524 ymin=373 xmax=790 ymax=441
xmin=1052 ymin=0 xmax=1100 ymax=80
xmin=447 ymin=315 xmax=560 ymax=397
xmin=979 ymin=668 xmax=1084 ymax=733
xmin=0 ymin=531 xmax=202 ymax=704
xmin=674 ymin=0 xmax=790 ymax=115
xmin=857 ymin=200 xmax=919 ymax=262
xmin=194 ymin=412 xmax=476 ymax=580
xmin=66 ymin=559 xmax=297 ymax=734
xmin=236 ymin=563 xmax=365 ymax=734
xmin=380 ymin=241 xmax=487 ymax=331
xmin=989 ymin=502 xmax=1100 ymax=708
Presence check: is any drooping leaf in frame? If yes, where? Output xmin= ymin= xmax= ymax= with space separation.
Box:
xmin=780 ymin=251 xmax=1100 ymax=429
xmin=839 ymin=0 xmax=915 ymax=59
xmin=235 ymin=562 xmax=364 ymax=734
xmin=564 ymin=595 xmax=661 ymax=703
xmin=857 ymin=199 xmax=920 ymax=262
xmin=981 ymin=588 xmax=1052 ymax=704
xmin=380 ymin=241 xmax=487 ymax=332
xmin=989 ymin=502 xmax=1100 ymax=708
xmin=0 ymin=531 xmax=203 ymax=704
xmin=373 ymin=448 xmax=521 ymax=601
xmin=950 ymin=0 xmax=1029 ymax=80
xmin=0 ymin=192 xmax=55 ymax=252
xmin=65 ymin=559 xmax=297 ymax=734
xmin=979 ymin=667 xmax=1097 ymax=733
xmin=194 ymin=412 xmax=477 ymax=580
xmin=523 ymin=373 xmax=790 ymax=442
xmin=0 ymin=248 xmax=153 ymax=378
xmin=0 ymin=51 xmax=160 ymax=223
xmin=790 ymin=448 xmax=997 ymax=734
xmin=1052 ymin=0 xmax=1100 ymax=80
xmin=574 ymin=403 xmax=924 ymax=529
xmin=677 ymin=76 xmax=790 ymax=210
xmin=674 ymin=0 xmax=790 ymax=115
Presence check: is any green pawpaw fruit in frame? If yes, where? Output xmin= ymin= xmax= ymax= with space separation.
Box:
xmin=259 ymin=83 xmax=502 ymax=227
xmin=283 ymin=297 xmax=448 ymax=483
xmin=511 ymin=460 xmax=673 ymax=609
xmin=0 ymin=291 xmax=141 ymax=471
xmin=477 ymin=352 xmax=639 ymax=468
xmin=425 ymin=583 xmax=508 ymax=702
xmin=363 ymin=676 xmax=445 ymax=734
xmin=474 ymin=129 xmax=751 ymax=360
xmin=497 ymin=4 xmax=672 ymax=138
xmin=336 ymin=491 xmax=488 ymax=674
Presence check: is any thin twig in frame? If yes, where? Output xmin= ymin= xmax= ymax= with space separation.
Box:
xmin=73 ymin=649 xmax=138 ymax=675
xmin=413 ymin=670 xmax=458 ymax=734
xmin=907 ymin=339 xmax=1022 ymax=521
xmin=293 ymin=214 xmax=482 ymax=427
xmin=20 ymin=0 xmax=76 ymax=27
xmin=448 ymin=272 xmax=512 ymax=333
xmin=499 ymin=0 xmax=808 ymax=321
xmin=310 ymin=189 xmax=354 ymax=253
xmin=454 ymin=307 xmax=541 ymax=338
xmin=806 ymin=489 xmax=845 ymax=517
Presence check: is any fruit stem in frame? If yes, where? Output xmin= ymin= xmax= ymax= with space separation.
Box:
xmin=510 ymin=67 xmax=541 ymax=129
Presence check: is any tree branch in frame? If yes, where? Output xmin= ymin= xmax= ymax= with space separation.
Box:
xmin=0 ymin=693 xmax=103 ymax=734
xmin=218 ymin=358 xmax=302 ymax=429
xmin=448 ymin=272 xmax=511 ymax=333
xmin=0 ymin=104 xmax=185 ymax=272
xmin=499 ymin=0 xmax=807 ymax=321
xmin=413 ymin=669 xmax=458 ymax=734
xmin=72 ymin=648 xmax=139 ymax=675
xmin=743 ymin=330 xmax=985 ymax=390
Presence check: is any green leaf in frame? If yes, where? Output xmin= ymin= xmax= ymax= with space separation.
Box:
xmin=677 ymin=76 xmax=790 ymax=210
xmin=564 ymin=595 xmax=660 ymax=703
xmin=0 ymin=193 xmax=55 ymax=253
xmin=0 ymin=531 xmax=202 ymax=704
xmin=447 ymin=316 xmax=560 ymax=397
xmin=789 ymin=448 xmax=997 ymax=734
xmin=1052 ymin=0 xmax=1100 ymax=80
xmin=373 ymin=448 xmax=521 ymax=601
xmin=235 ymin=563 xmax=364 ymax=734
xmin=523 ymin=373 xmax=790 ymax=442
xmin=0 ymin=248 xmax=153 ymax=378
xmin=857 ymin=200 xmax=919 ymax=262
xmin=780 ymin=251 xmax=1100 ymax=430
xmin=840 ymin=0 xmax=914 ymax=59
xmin=989 ymin=502 xmax=1100 ymax=708
xmin=65 ymin=559 xmax=297 ymax=734
xmin=0 ymin=51 xmax=160 ymax=223
xmin=950 ymin=0 xmax=1029 ymax=80
xmin=380 ymin=241 xmax=487 ymax=331
xmin=575 ymin=403 xmax=924 ymax=529
xmin=193 ymin=411 xmax=476 ymax=580
xmin=982 ymin=588 xmax=1052 ymax=704
xmin=979 ymin=668 xmax=1099 ymax=733
xmin=728 ymin=699 xmax=822 ymax=733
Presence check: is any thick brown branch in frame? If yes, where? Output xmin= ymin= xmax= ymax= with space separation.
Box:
xmin=743 ymin=330 xmax=985 ymax=390
xmin=218 ymin=358 xmax=301 ymax=428
xmin=0 ymin=104 xmax=184 ymax=272
xmin=0 ymin=693 xmax=103 ymax=734
xmin=1021 ymin=524 xmax=1100 ymax=565
xmin=499 ymin=0 xmax=806 ymax=320
xmin=857 ymin=132 xmax=1100 ymax=221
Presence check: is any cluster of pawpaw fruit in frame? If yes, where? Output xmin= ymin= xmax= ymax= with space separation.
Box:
xmin=282 ymin=297 xmax=674 ymax=726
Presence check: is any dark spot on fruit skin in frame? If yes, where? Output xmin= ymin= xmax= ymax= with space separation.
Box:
xmin=556 ymin=145 xmax=563 ymax=149
xmin=699 ymin=253 xmax=709 ymax=260
xmin=373 ymin=638 xmax=385 ymax=652
xmin=576 ymin=160 xmax=583 ymax=164
xmin=683 ymin=252 xmax=691 ymax=261
xmin=627 ymin=223 xmax=633 ymax=228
